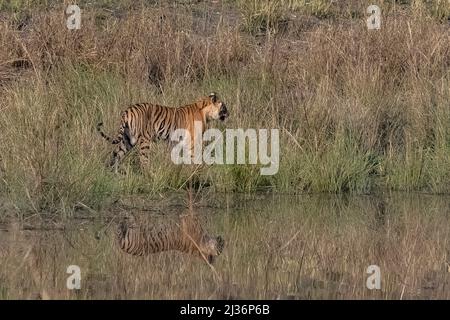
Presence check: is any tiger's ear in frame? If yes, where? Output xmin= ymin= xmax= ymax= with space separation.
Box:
xmin=209 ymin=92 xmax=217 ymax=103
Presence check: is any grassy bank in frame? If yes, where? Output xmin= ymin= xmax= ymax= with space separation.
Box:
xmin=0 ymin=0 xmax=449 ymax=213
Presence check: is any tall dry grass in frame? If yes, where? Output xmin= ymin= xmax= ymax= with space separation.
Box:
xmin=0 ymin=0 xmax=449 ymax=213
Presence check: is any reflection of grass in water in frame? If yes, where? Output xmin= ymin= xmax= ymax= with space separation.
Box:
xmin=0 ymin=283 xmax=7 ymax=299
xmin=0 ymin=194 xmax=449 ymax=299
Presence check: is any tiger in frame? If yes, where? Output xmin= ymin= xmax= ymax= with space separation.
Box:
xmin=97 ymin=92 xmax=229 ymax=172
xmin=116 ymin=214 xmax=224 ymax=264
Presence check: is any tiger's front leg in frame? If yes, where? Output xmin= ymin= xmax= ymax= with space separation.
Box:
xmin=189 ymin=134 xmax=203 ymax=164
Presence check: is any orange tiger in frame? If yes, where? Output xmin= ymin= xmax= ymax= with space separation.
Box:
xmin=97 ymin=93 xmax=229 ymax=172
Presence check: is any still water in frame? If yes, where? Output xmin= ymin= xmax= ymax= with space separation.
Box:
xmin=0 ymin=193 xmax=449 ymax=299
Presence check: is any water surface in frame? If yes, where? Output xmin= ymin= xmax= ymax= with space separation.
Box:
xmin=0 ymin=193 xmax=449 ymax=299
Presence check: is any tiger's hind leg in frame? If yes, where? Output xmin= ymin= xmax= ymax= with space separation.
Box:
xmin=137 ymin=136 xmax=152 ymax=171
xmin=110 ymin=132 xmax=134 ymax=174
xmin=110 ymin=143 xmax=128 ymax=174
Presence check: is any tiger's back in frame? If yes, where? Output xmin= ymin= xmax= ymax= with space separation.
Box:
xmin=122 ymin=102 xmax=204 ymax=143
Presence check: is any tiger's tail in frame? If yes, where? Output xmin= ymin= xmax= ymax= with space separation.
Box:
xmin=96 ymin=122 xmax=124 ymax=145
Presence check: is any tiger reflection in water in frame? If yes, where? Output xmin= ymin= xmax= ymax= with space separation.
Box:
xmin=116 ymin=213 xmax=224 ymax=264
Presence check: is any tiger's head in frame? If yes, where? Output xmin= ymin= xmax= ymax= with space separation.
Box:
xmin=198 ymin=235 xmax=225 ymax=264
xmin=199 ymin=92 xmax=229 ymax=122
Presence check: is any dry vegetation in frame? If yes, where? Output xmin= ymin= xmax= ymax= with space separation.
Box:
xmin=0 ymin=0 xmax=449 ymax=214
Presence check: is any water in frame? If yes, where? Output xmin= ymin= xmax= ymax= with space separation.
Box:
xmin=0 ymin=193 xmax=449 ymax=299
